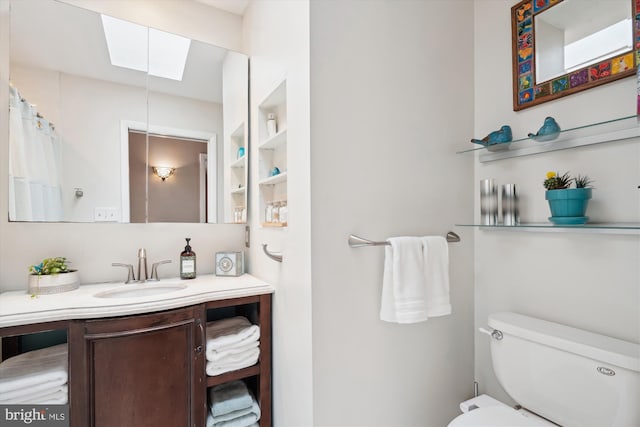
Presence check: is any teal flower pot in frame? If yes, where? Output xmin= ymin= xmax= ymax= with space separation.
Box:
xmin=545 ymin=188 xmax=592 ymax=217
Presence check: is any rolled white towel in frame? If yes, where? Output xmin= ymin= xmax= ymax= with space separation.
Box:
xmin=0 ymin=344 xmax=67 ymax=395
xmin=0 ymin=382 xmax=68 ymax=403
xmin=2 ymin=385 xmax=68 ymax=404
xmin=206 ymin=317 xmax=260 ymax=357
xmin=210 ymin=344 xmax=260 ymax=366
xmin=206 ymin=347 xmax=260 ymax=377
xmin=208 ymin=340 xmax=259 ymax=363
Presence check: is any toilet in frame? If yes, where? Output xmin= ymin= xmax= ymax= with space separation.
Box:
xmin=448 ymin=312 xmax=640 ymax=427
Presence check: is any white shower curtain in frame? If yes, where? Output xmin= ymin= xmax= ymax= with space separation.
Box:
xmin=9 ymin=86 xmax=63 ymax=222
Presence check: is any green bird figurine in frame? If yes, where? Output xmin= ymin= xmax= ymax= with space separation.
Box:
xmin=528 ymin=117 xmax=561 ymax=142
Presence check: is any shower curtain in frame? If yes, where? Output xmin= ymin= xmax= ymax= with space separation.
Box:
xmin=9 ymin=86 xmax=63 ymax=221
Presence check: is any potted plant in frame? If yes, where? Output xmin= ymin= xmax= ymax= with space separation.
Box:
xmin=28 ymin=257 xmax=79 ymax=295
xmin=543 ymin=171 xmax=593 ymax=224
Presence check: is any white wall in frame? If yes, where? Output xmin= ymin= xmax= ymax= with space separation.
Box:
xmin=473 ymin=0 xmax=640 ymax=405
xmin=309 ymin=1 xmax=475 ymax=426
xmin=0 ymin=0 xmax=245 ymax=291
xmin=243 ymin=1 xmax=313 ymax=426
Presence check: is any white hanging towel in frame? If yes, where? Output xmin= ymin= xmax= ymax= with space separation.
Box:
xmin=421 ymin=236 xmax=451 ymax=317
xmin=380 ymin=236 xmax=451 ymax=323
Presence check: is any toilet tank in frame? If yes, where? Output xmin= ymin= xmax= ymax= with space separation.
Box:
xmin=488 ymin=312 xmax=640 ymax=427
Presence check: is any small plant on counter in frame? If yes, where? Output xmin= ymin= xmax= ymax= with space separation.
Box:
xmin=28 ymin=257 xmax=79 ymax=298
xmin=29 ymin=257 xmax=72 ymax=275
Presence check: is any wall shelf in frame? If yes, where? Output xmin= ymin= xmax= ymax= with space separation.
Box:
xmin=230 ymin=155 xmax=246 ymax=169
xmin=259 ymin=129 xmax=287 ymax=150
xmin=457 ymin=222 xmax=640 ymax=235
xmin=457 ymin=115 xmax=639 ymax=162
xmin=258 ymin=171 xmax=288 ymax=186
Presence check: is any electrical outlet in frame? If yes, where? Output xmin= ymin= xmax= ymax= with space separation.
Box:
xmin=105 ymin=207 xmax=119 ymax=222
xmin=94 ymin=208 xmax=107 ymax=222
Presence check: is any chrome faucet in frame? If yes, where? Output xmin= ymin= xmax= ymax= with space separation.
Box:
xmin=112 ymin=249 xmax=171 ymax=283
xmin=111 ymin=263 xmax=138 ymax=284
xmin=137 ymin=248 xmax=148 ymax=282
xmin=148 ymin=260 xmax=172 ymax=282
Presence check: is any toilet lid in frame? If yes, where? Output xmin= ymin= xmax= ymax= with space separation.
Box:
xmin=448 ymin=406 xmax=544 ymax=427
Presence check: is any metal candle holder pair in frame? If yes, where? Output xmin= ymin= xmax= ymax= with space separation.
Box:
xmin=480 ymin=179 xmax=519 ymax=226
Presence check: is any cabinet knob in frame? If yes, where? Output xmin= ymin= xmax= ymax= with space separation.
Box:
xmin=195 ymin=345 xmax=203 ymax=354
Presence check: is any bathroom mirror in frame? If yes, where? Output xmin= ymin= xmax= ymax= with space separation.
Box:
xmin=8 ymin=0 xmax=248 ymax=223
xmin=511 ymin=0 xmax=637 ymax=111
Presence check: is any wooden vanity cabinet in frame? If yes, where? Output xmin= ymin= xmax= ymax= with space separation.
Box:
xmin=0 ymin=292 xmax=272 ymax=427
xmin=68 ymin=305 xmax=206 ymax=427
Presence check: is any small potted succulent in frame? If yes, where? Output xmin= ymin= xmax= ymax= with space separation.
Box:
xmin=28 ymin=257 xmax=79 ymax=295
xmin=543 ymin=171 xmax=593 ymax=224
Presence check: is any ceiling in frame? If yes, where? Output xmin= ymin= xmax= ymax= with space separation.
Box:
xmin=194 ymin=0 xmax=250 ymax=16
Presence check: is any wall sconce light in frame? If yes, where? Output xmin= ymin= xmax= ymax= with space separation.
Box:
xmin=152 ymin=166 xmax=175 ymax=181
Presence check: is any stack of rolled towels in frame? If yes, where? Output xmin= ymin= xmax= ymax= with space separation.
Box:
xmin=0 ymin=343 xmax=68 ymax=404
xmin=206 ymin=316 xmax=260 ymax=376
xmin=206 ymin=380 xmax=260 ymax=427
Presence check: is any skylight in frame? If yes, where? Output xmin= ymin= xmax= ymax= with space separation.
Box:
xmin=564 ymin=18 xmax=632 ymax=72
xmin=101 ymin=15 xmax=191 ymax=81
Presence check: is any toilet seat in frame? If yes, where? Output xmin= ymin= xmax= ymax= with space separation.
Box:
xmin=447 ymin=406 xmax=549 ymax=427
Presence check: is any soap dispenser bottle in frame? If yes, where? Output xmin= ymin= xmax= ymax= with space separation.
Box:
xmin=180 ymin=238 xmax=196 ymax=279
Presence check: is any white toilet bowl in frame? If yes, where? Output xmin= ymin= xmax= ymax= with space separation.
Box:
xmin=447 ymin=394 xmax=557 ymax=427
xmin=448 ymin=405 xmax=556 ymax=427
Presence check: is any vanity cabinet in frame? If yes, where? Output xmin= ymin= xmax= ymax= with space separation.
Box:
xmin=0 ymin=292 xmax=272 ymax=427
xmin=68 ymin=305 xmax=206 ymax=427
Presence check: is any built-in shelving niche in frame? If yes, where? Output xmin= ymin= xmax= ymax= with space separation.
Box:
xmin=258 ymin=80 xmax=288 ymax=228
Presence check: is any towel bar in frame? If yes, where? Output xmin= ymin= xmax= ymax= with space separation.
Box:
xmin=262 ymin=243 xmax=283 ymax=262
xmin=348 ymin=231 xmax=461 ymax=248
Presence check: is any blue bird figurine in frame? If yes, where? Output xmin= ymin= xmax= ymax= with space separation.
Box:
xmin=528 ymin=117 xmax=561 ymax=142
xmin=471 ymin=125 xmax=513 ymax=147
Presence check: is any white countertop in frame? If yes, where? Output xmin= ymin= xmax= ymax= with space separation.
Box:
xmin=0 ymin=274 xmax=274 ymax=329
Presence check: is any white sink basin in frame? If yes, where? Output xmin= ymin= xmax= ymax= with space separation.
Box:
xmin=94 ymin=283 xmax=187 ymax=299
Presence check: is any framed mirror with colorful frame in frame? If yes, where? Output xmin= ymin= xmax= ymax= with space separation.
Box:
xmin=512 ymin=0 xmax=639 ymax=111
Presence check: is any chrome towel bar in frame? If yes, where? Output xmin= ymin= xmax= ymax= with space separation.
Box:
xmin=348 ymin=231 xmax=461 ymax=248
xmin=262 ymin=243 xmax=283 ymax=262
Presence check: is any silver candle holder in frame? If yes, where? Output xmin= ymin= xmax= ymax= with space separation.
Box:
xmin=480 ymin=179 xmax=498 ymax=225
xmin=501 ymin=184 xmax=519 ymax=226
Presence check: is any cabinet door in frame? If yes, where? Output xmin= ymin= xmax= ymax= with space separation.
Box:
xmin=69 ymin=305 xmax=206 ymax=427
